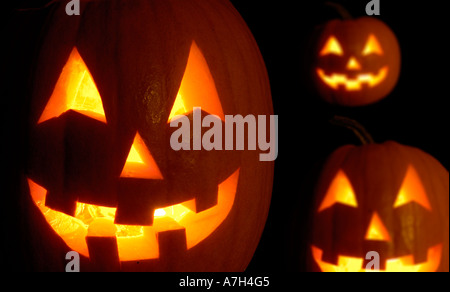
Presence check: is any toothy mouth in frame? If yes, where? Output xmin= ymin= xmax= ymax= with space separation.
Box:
xmin=27 ymin=168 xmax=240 ymax=262
xmin=311 ymin=244 xmax=443 ymax=272
xmin=317 ymin=66 xmax=389 ymax=91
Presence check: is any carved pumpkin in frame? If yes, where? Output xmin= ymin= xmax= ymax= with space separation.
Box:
xmin=25 ymin=0 xmax=273 ymax=272
xmin=312 ymin=16 xmax=401 ymax=106
xmin=311 ymin=141 xmax=449 ymax=272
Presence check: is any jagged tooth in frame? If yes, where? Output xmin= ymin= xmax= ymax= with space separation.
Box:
xmin=361 ymin=82 xmax=370 ymax=91
xmin=45 ymin=190 xmax=77 ymax=217
xmin=86 ymin=218 xmax=121 ymax=272
xmin=158 ymin=229 xmax=187 ymax=269
xmin=337 ymin=83 xmax=347 ymax=91
xmin=320 ymin=248 xmax=340 ymax=266
xmin=114 ymin=205 xmax=154 ymax=226
xmin=194 ymin=184 xmax=219 ymax=213
xmin=413 ymin=245 xmax=431 ymax=265
xmin=363 ymin=252 xmax=387 ymax=271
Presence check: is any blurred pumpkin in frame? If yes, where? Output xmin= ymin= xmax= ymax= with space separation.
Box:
xmin=310 ymin=118 xmax=449 ymax=272
xmin=311 ymin=5 xmax=401 ymax=106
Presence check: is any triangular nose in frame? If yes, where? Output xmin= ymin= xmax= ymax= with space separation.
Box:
xmin=120 ymin=132 xmax=163 ymax=180
xmin=365 ymin=212 xmax=391 ymax=241
xmin=346 ymin=57 xmax=362 ymax=70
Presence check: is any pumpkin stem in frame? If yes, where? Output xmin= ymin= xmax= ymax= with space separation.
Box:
xmin=325 ymin=2 xmax=353 ymax=20
xmin=330 ymin=116 xmax=375 ymax=145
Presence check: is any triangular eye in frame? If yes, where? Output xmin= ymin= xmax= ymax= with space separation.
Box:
xmin=318 ymin=170 xmax=358 ymax=212
xmin=120 ymin=132 xmax=163 ymax=180
xmin=362 ymin=34 xmax=384 ymax=56
xmin=38 ymin=48 xmax=106 ymax=124
xmin=320 ymin=36 xmax=344 ymax=56
xmin=168 ymin=42 xmax=224 ymax=123
xmin=394 ymin=165 xmax=431 ymax=211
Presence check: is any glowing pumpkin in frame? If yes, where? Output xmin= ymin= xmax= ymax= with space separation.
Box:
xmin=312 ymin=16 xmax=401 ymax=106
xmin=25 ymin=0 xmax=273 ymax=272
xmin=311 ymin=141 xmax=449 ymax=272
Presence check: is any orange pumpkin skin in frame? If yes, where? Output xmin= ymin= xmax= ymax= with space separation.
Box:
xmin=24 ymin=0 xmax=273 ymax=272
xmin=310 ymin=142 xmax=449 ymax=272
xmin=312 ymin=17 xmax=401 ymax=106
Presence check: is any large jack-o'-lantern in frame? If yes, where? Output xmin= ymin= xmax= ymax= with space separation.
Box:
xmin=25 ymin=0 xmax=273 ymax=272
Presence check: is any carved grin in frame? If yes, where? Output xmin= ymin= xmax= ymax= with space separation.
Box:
xmin=312 ymin=244 xmax=443 ymax=272
xmin=27 ymin=169 xmax=239 ymax=262
xmin=317 ymin=66 xmax=389 ymax=91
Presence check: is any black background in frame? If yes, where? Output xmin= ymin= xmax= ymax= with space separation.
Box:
xmin=229 ymin=0 xmax=449 ymax=272
xmin=2 ymin=0 xmax=448 ymax=273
